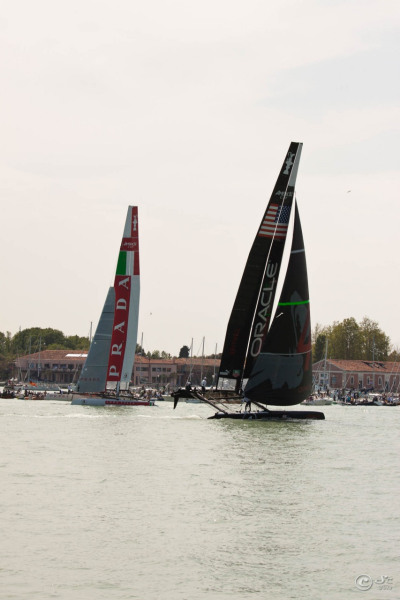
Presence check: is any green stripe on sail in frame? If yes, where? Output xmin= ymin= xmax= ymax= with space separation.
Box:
xmin=278 ymin=300 xmax=309 ymax=306
xmin=116 ymin=251 xmax=127 ymax=275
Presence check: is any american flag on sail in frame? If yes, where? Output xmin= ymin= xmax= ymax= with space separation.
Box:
xmin=259 ymin=204 xmax=291 ymax=239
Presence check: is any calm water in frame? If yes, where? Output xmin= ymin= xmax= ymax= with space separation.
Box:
xmin=0 ymin=399 xmax=398 ymax=600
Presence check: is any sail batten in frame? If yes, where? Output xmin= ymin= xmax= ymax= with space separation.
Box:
xmin=279 ymin=300 xmax=309 ymax=306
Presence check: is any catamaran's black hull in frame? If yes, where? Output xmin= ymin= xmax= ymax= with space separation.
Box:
xmin=209 ymin=410 xmax=325 ymax=420
xmin=171 ymin=388 xmax=324 ymax=419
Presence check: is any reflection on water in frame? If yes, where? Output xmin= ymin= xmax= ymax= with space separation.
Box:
xmin=1 ymin=401 xmax=398 ymax=600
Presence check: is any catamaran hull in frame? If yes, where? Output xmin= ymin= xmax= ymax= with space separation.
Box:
xmin=71 ymin=397 xmax=155 ymax=406
xmin=209 ymin=410 xmax=325 ymax=420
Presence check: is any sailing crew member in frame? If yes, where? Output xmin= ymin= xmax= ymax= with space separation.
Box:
xmin=201 ymin=378 xmax=207 ymax=393
xmin=244 ymin=397 xmax=252 ymax=412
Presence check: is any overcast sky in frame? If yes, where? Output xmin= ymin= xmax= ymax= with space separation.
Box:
xmin=1 ymin=0 xmax=399 ymax=357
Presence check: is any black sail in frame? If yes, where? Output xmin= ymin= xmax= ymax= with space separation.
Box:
xmin=244 ymin=202 xmax=312 ymax=406
xmin=217 ymin=142 xmax=302 ymax=391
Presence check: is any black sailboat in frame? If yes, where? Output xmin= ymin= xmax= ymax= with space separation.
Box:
xmin=172 ymin=142 xmax=324 ymax=420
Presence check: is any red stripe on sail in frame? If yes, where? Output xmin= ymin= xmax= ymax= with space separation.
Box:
xmin=107 ymin=275 xmax=131 ymax=382
xmin=129 ymin=207 xmax=140 ymax=274
xmin=134 ymin=251 xmax=140 ymax=275
xmin=131 ymin=207 xmax=139 ymax=237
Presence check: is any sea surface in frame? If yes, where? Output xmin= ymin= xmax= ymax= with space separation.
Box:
xmin=0 ymin=399 xmax=398 ymax=600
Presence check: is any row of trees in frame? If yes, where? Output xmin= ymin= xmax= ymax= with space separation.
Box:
xmin=136 ymin=344 xmax=172 ymax=359
xmin=0 ymin=328 xmax=212 ymax=368
xmin=312 ymin=317 xmax=400 ymax=362
xmin=0 ymin=328 xmax=90 ymax=355
xmin=0 ymin=328 xmax=92 ymax=379
xmin=0 ymin=328 xmax=182 ymax=379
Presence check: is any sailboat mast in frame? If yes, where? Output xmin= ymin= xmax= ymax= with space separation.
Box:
xmin=201 ymin=337 xmax=205 ymax=381
xmin=189 ymin=338 xmax=193 ymax=382
xmin=38 ymin=335 xmax=41 ymax=381
xmin=323 ymin=339 xmax=328 ymax=390
xmin=27 ymin=336 xmax=31 ymax=382
xmin=213 ymin=343 xmax=217 ymax=388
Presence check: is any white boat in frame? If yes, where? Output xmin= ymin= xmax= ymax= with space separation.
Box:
xmin=302 ymin=395 xmax=333 ymax=406
xmin=72 ymin=206 xmax=154 ymax=407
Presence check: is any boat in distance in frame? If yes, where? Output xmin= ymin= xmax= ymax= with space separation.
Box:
xmin=172 ymin=142 xmax=324 ymax=421
xmin=71 ymin=206 xmax=154 ymax=407
xmin=73 ymin=395 xmax=155 ymax=407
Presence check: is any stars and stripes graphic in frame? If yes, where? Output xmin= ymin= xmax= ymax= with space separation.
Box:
xmin=259 ymin=203 xmax=291 ymax=239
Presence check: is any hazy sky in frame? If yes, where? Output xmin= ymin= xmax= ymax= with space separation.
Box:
xmin=1 ymin=0 xmax=399 ymax=357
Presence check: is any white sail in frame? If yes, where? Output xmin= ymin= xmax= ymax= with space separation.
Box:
xmin=77 ymin=287 xmax=115 ymax=393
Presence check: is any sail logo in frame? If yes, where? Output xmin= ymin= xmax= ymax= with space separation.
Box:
xmin=283 ymin=152 xmax=295 ymax=175
xmin=121 ymin=237 xmax=138 ymax=251
xmin=107 ymin=275 xmax=131 ymax=381
xmin=275 ymin=190 xmax=293 ymax=198
xmin=249 ymin=262 xmax=278 ymax=358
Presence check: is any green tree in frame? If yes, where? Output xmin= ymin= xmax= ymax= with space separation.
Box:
xmin=313 ymin=317 xmax=391 ymax=361
xmin=0 ymin=332 xmax=5 ymax=354
xmin=13 ymin=328 xmax=65 ymax=353
xmin=327 ymin=318 xmax=360 ymax=359
xmin=179 ymin=345 xmax=190 ymax=358
xmin=64 ymin=335 xmax=90 ymax=350
xmin=313 ymin=333 xmax=327 ymax=362
xmin=0 ymin=331 xmax=15 ymax=356
xmin=358 ymin=317 xmax=390 ymax=361
xmin=388 ymin=347 xmax=400 ymax=361
xmin=312 ymin=322 xmax=325 ymax=345
xmin=0 ymin=355 xmax=13 ymax=379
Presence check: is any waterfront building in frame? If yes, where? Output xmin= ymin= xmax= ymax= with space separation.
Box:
xmin=13 ymin=350 xmax=220 ymax=389
xmin=16 ymin=351 xmax=398 ymax=393
xmin=14 ymin=350 xmax=87 ymax=386
xmin=313 ymin=359 xmax=400 ymax=393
